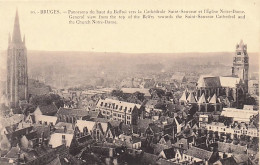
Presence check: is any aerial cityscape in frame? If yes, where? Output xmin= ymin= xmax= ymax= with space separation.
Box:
xmin=0 ymin=10 xmax=259 ymax=165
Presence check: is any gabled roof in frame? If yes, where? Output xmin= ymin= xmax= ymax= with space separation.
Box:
xmin=49 ymin=133 xmax=74 ymax=148
xmin=37 ymin=104 xmax=58 ymax=116
xmin=162 ymin=148 xmax=175 ymax=159
xmin=220 ymin=76 xmax=241 ymax=88
xmin=233 ymin=154 xmax=249 ymax=164
xmin=217 ymin=142 xmax=247 ymax=154
xmin=197 ymin=76 xmax=221 ymax=88
xmin=57 ymin=108 xmax=89 ymax=117
xmin=187 ymin=92 xmax=197 ymax=103
xmin=198 ymin=93 xmax=207 ymax=104
xmin=5 ymin=146 xmax=20 ymax=159
xmin=209 ymin=94 xmax=218 ymax=104
xmin=75 ymin=120 xmax=96 ymax=132
xmin=184 ymin=146 xmax=213 ymax=160
xmin=179 ymin=92 xmax=188 ymax=102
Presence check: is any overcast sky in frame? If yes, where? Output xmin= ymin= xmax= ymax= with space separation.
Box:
xmin=0 ymin=0 xmax=259 ymax=53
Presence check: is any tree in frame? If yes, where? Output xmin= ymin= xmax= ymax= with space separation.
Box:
xmin=30 ymin=94 xmax=64 ymax=109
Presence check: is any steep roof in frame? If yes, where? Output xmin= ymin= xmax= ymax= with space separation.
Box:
xmin=184 ymin=146 xmax=213 ymax=160
xmin=162 ymin=148 xmax=175 ymax=159
xmin=49 ymin=133 xmax=74 ymax=148
xmin=220 ymin=76 xmax=241 ymax=88
xmin=75 ymin=120 xmax=96 ymax=132
xmin=179 ymin=92 xmax=187 ymax=102
xmin=217 ymin=142 xmax=247 ymax=154
xmin=57 ymin=108 xmax=89 ymax=117
xmin=198 ymin=93 xmax=207 ymax=104
xmin=187 ymin=92 xmax=197 ymax=103
xmin=197 ymin=76 xmax=221 ymax=88
xmin=37 ymin=104 xmax=58 ymax=116
xmin=209 ymin=94 xmax=218 ymax=104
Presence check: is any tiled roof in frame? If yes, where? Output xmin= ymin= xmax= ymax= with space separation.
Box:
xmin=57 ymin=108 xmax=89 ymax=117
xmin=96 ymin=98 xmax=141 ymax=114
xmin=217 ymin=142 xmax=247 ymax=154
xmin=5 ymin=146 xmax=20 ymax=159
xmin=163 ymin=148 xmax=175 ymax=159
xmin=184 ymin=146 xmax=213 ymax=160
xmin=220 ymin=76 xmax=241 ymax=88
xmin=37 ymin=104 xmax=58 ymax=116
xmin=197 ymin=76 xmax=221 ymax=88
xmin=233 ymin=154 xmax=249 ymax=164
xmin=25 ymin=131 xmax=38 ymax=140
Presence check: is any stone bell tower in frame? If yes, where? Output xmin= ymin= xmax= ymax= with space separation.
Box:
xmin=232 ymin=40 xmax=249 ymax=91
xmin=6 ymin=10 xmax=28 ymax=107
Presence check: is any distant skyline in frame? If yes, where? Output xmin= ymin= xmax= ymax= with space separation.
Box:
xmin=0 ymin=0 xmax=259 ymax=53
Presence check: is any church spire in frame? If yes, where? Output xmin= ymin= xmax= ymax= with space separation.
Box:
xmin=12 ymin=9 xmax=22 ymax=43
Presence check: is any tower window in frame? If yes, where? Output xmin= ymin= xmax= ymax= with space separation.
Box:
xmin=237 ymin=52 xmax=241 ymax=55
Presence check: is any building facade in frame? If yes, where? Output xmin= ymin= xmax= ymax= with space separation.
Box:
xmin=6 ymin=10 xmax=28 ymax=107
xmin=96 ymin=98 xmax=141 ymax=125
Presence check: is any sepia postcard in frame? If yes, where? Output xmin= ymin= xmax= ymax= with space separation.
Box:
xmin=0 ymin=0 xmax=259 ymax=164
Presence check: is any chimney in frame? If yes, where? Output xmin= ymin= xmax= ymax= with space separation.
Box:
xmin=64 ymin=126 xmax=67 ymax=133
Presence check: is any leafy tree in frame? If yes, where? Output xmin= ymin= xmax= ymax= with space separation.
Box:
xmin=30 ymin=94 xmax=64 ymax=109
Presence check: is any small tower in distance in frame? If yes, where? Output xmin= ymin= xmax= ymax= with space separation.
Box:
xmin=232 ymin=40 xmax=249 ymax=91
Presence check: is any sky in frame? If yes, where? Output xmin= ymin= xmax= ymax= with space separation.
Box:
xmin=0 ymin=0 xmax=259 ymax=53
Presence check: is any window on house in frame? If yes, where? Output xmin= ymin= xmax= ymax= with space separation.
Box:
xmin=101 ymin=102 xmax=103 ymax=106
xmin=116 ymin=105 xmax=118 ymax=109
xmin=105 ymin=103 xmax=107 ymax=107
xmin=118 ymin=114 xmax=121 ymax=117
xmin=113 ymin=113 xmax=117 ymax=116
xmin=120 ymin=106 xmax=123 ymax=110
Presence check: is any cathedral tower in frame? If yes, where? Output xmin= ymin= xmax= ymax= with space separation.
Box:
xmin=232 ymin=40 xmax=249 ymax=91
xmin=6 ymin=10 xmax=28 ymax=107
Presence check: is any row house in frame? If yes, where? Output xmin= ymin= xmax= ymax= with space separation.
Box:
xmin=205 ymin=122 xmax=258 ymax=139
xmin=96 ymin=98 xmax=141 ymax=125
xmin=221 ymin=106 xmax=258 ymax=123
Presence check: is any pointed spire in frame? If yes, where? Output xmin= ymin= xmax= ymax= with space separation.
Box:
xmin=12 ymin=9 xmax=22 ymax=43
